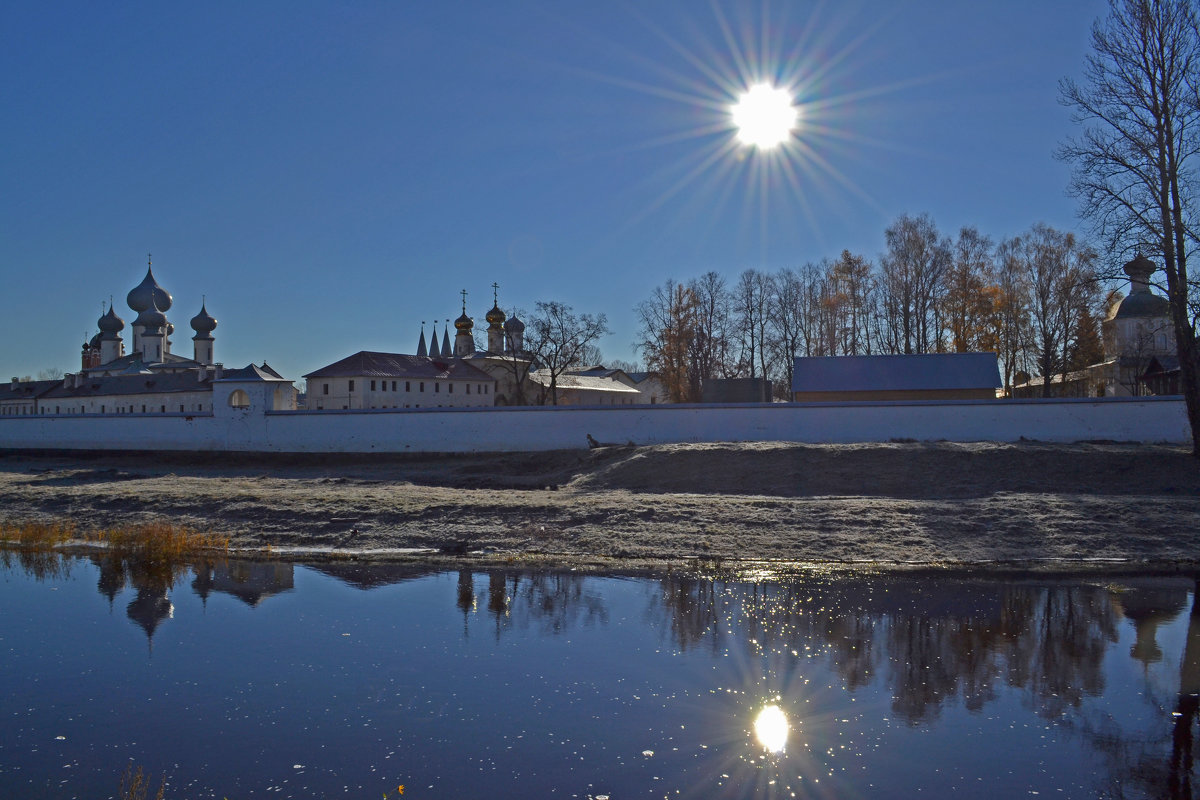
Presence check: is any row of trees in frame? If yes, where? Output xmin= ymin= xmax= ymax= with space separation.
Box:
xmin=635 ymin=216 xmax=1108 ymax=401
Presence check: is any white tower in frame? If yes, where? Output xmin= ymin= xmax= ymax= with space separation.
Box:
xmin=190 ymin=301 xmax=217 ymax=365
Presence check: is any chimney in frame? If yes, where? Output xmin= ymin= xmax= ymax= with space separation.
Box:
xmin=213 ymin=365 xmax=223 ymax=380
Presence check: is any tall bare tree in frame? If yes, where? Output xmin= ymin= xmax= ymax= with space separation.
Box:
xmin=635 ymin=280 xmax=699 ymax=403
xmin=733 ymin=269 xmax=775 ymax=379
xmin=878 ymin=214 xmax=952 ymax=354
xmin=1060 ymin=0 xmax=1200 ymax=452
xmin=1006 ymin=224 xmax=1099 ymax=396
xmin=942 ymin=227 xmax=996 ymax=353
xmin=525 ymin=301 xmax=611 ymax=405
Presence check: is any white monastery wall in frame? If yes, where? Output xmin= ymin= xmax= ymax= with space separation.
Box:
xmin=0 ymin=397 xmax=1189 ymax=453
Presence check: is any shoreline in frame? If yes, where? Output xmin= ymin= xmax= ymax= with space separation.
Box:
xmin=2 ymin=440 xmax=1198 ymax=572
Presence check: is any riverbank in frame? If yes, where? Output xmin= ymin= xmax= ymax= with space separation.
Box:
xmin=1 ymin=441 xmax=1198 ymax=568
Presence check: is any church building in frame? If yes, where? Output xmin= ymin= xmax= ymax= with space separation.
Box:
xmin=10 ymin=258 xmax=297 ymax=415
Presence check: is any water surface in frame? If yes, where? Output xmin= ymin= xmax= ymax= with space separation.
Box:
xmin=1 ymin=552 xmax=1197 ymax=798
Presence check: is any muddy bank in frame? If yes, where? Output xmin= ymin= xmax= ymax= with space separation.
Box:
xmin=0 ymin=441 xmax=1197 ymax=568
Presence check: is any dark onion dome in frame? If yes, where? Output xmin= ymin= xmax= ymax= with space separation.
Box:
xmin=126 ymin=266 xmax=172 ymax=313
xmin=97 ymin=305 xmax=125 ymax=334
xmin=135 ymin=306 xmax=168 ymax=331
xmin=89 ymin=332 xmax=102 ymax=349
xmin=485 ymin=304 xmax=506 ymax=326
xmin=1114 ymin=291 xmax=1170 ymax=318
xmin=1124 ymin=253 xmax=1155 ymax=283
xmin=190 ymin=302 xmax=217 ymax=335
xmin=504 ymin=313 xmax=525 ymax=333
xmin=1114 ymin=253 xmax=1170 ymax=319
xmin=454 ymin=311 xmax=473 ymax=331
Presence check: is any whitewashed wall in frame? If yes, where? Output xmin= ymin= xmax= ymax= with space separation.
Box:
xmin=0 ymin=397 xmax=1189 ymax=453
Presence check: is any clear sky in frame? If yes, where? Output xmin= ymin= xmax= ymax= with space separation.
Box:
xmin=1 ymin=1 xmax=1110 ymax=382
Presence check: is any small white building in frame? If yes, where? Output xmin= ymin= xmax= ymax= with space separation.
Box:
xmin=302 ymin=351 xmax=496 ymax=410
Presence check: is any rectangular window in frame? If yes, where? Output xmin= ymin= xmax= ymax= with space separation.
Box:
xmin=485 ymin=385 xmax=488 ymax=394
xmin=323 ymin=384 xmax=329 ymax=395
xmin=420 ymin=382 xmax=425 ymax=392
xmin=142 ymin=405 xmax=146 ymax=413
xmin=449 ymin=383 xmax=453 ymax=393
xmin=180 ymin=405 xmax=184 ymax=412
xmin=349 ymin=380 xmax=355 ymax=391
xmin=161 ymin=405 xmax=165 ymax=413
xmin=405 ymin=381 xmax=410 ymax=392
xmin=392 ymin=381 xmax=397 ymax=391
xmin=370 ymin=380 xmax=376 ymax=391
xmin=101 ymin=405 xmax=105 ymax=413
xmin=467 ymin=384 xmax=471 ymax=394
xmin=435 ymin=383 xmax=440 ymax=393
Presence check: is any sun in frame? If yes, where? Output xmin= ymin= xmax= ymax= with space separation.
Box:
xmin=731 ymin=83 xmax=797 ymax=149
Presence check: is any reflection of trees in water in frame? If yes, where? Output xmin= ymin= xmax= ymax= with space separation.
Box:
xmin=1 ymin=547 xmax=74 ymax=581
xmin=1057 ymin=581 xmax=1199 ymax=800
xmin=458 ymin=570 xmax=610 ymax=639
xmin=650 ymin=576 xmax=1125 ymax=723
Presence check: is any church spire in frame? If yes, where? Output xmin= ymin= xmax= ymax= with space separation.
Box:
xmin=429 ymin=321 xmax=442 ymax=359
xmin=416 ymin=321 xmax=428 ymax=358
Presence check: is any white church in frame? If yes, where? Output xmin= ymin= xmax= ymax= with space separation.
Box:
xmin=2 ymin=259 xmax=296 ymax=416
xmin=302 ymin=287 xmax=653 ymax=410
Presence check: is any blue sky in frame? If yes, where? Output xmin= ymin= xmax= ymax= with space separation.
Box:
xmin=1 ymin=1 xmax=1109 ymax=381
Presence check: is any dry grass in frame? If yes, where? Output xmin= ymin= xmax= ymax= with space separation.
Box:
xmin=0 ymin=520 xmax=75 ymax=549
xmin=0 ymin=519 xmax=229 ymax=559
xmin=119 ymin=764 xmax=165 ymax=800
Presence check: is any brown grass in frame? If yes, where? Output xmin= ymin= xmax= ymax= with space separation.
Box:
xmin=0 ymin=519 xmax=229 ymax=559
xmin=119 ymin=764 xmax=165 ymax=800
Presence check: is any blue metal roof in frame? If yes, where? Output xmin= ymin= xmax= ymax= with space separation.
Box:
xmin=792 ymin=353 xmax=1002 ymax=393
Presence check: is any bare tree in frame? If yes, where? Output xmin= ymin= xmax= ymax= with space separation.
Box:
xmin=1006 ymin=224 xmax=1099 ymax=397
xmin=733 ymin=269 xmax=775 ymax=378
xmin=1060 ymin=0 xmax=1200 ymax=452
xmin=635 ymin=280 xmax=699 ymax=402
xmin=688 ymin=271 xmax=736 ymax=385
xmin=942 ymin=227 xmax=996 ymax=353
xmin=878 ymin=214 xmax=952 ymax=354
xmin=525 ymin=301 xmax=612 ymax=405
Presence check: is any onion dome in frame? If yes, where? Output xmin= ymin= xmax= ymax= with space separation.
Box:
xmin=135 ymin=307 xmax=167 ymax=331
xmin=190 ymin=302 xmax=217 ymax=336
xmin=504 ymin=314 xmax=525 ymax=334
xmin=1114 ymin=253 xmax=1170 ymax=319
xmin=454 ymin=311 xmax=473 ymax=331
xmin=485 ymin=304 xmax=506 ymax=327
xmin=97 ymin=305 xmax=125 ymax=334
xmin=126 ymin=265 xmax=172 ymax=313
xmin=89 ymin=332 xmax=102 ymax=349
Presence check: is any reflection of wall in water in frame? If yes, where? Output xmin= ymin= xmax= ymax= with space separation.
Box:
xmin=191 ymin=561 xmax=294 ymax=606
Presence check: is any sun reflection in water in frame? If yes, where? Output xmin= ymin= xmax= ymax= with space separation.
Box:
xmin=754 ymin=704 xmax=789 ymax=753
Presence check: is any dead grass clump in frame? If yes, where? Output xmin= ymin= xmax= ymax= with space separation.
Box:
xmin=119 ymin=764 xmax=165 ymax=800
xmin=0 ymin=520 xmax=76 ymax=549
xmin=86 ymin=522 xmax=230 ymax=562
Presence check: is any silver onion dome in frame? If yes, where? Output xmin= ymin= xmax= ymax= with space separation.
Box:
xmin=127 ymin=266 xmax=173 ymax=313
xmin=135 ymin=306 xmax=168 ymax=331
xmin=97 ymin=305 xmax=125 ymax=334
xmin=190 ymin=303 xmax=217 ymax=335
xmin=504 ymin=314 xmax=525 ymax=333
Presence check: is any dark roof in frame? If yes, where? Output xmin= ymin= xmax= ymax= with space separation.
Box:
xmin=303 ymin=351 xmax=495 ymax=382
xmin=1113 ymin=290 xmax=1170 ymax=319
xmin=0 ymin=379 xmax=60 ymax=402
xmin=217 ymin=362 xmax=288 ymax=382
xmin=792 ymin=353 xmax=1002 ymax=393
xmin=625 ymin=372 xmax=658 ymax=384
xmin=43 ymin=371 xmax=214 ymax=399
xmin=1142 ymin=355 xmax=1181 ymax=376
xmin=86 ymin=352 xmax=199 ymax=374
